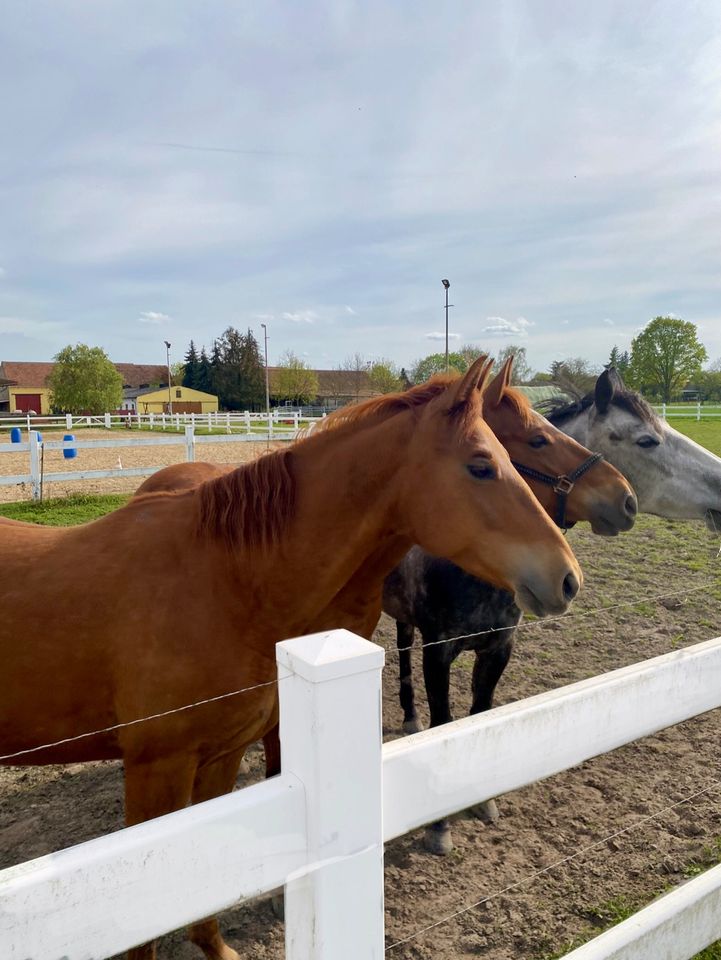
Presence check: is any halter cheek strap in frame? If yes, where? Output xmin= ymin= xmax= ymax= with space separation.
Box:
xmin=510 ymin=452 xmax=605 ymax=530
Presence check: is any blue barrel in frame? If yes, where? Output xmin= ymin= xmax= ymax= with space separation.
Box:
xmin=63 ymin=433 xmax=77 ymax=459
xmin=35 ymin=432 xmax=42 ymax=443
xmin=10 ymin=427 xmax=21 ymax=443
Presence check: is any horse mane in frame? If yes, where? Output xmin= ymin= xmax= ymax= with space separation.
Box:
xmin=309 ymin=374 xmax=458 ymax=436
xmin=197 ymin=374 xmax=473 ymax=549
xmin=197 ymin=448 xmax=295 ymax=550
xmin=541 ymin=388 xmax=660 ymax=427
xmin=500 ymin=387 xmax=536 ymax=429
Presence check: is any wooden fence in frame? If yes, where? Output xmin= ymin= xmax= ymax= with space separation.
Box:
xmin=3 ymin=629 xmax=721 ymax=959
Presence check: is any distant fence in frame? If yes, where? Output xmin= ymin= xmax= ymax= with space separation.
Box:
xmin=0 ymin=426 xmax=298 ymax=500
xmin=0 ymin=409 xmax=324 ymax=435
xmin=3 ymin=630 xmax=721 ymax=958
xmin=652 ymin=402 xmax=721 ymax=421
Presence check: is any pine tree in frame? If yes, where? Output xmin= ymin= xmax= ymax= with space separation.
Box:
xmin=182 ymin=341 xmax=200 ymax=388
xmin=196 ymin=347 xmax=213 ymax=394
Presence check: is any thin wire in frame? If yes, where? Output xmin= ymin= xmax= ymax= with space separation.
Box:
xmin=387 ymin=578 xmax=720 ymax=658
xmin=384 ymin=776 xmax=721 ymax=952
xmin=0 ymin=675 xmax=285 ymax=763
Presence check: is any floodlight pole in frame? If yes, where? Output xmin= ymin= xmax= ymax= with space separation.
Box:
xmin=164 ymin=340 xmax=173 ymax=415
xmin=261 ymin=323 xmax=271 ymax=430
xmin=442 ymin=279 xmax=452 ymax=371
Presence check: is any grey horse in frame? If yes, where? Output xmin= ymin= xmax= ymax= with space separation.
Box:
xmin=385 ymin=368 xmax=721 ymax=854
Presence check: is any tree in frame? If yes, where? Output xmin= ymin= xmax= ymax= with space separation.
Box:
xmin=368 ymin=358 xmax=402 ymax=394
xmin=195 ymin=346 xmax=213 ymax=394
xmin=628 ymin=316 xmax=707 ymax=402
xmin=494 ymin=345 xmax=533 ymax=384
xmin=549 ymin=357 xmax=600 ymax=398
xmin=182 ymin=341 xmax=200 ymax=388
xmin=210 ymin=327 xmax=266 ymax=409
xmin=409 ymin=344 xmax=486 ymax=384
xmin=607 ymin=345 xmax=631 ymax=380
xmin=170 ymin=362 xmax=185 ymax=386
xmin=48 ymin=344 xmax=123 ymax=414
xmin=274 ymin=351 xmax=319 ymax=405
xmin=697 ymin=359 xmax=721 ymax=401
xmin=342 ymin=352 xmax=370 ymax=401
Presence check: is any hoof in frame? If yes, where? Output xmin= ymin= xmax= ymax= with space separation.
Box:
xmin=270 ymin=891 xmax=285 ymax=920
xmin=470 ymin=798 xmax=500 ymax=824
xmin=402 ymin=717 xmax=424 ymax=735
xmin=423 ymin=822 xmax=453 ymax=856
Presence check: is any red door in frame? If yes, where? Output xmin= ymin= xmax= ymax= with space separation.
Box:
xmin=15 ymin=394 xmax=42 ymax=413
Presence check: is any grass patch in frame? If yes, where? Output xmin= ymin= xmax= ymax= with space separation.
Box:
xmin=672 ymin=419 xmax=721 ymax=457
xmin=0 ymin=493 xmax=129 ymax=525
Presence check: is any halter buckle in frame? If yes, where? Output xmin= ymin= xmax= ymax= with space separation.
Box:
xmin=553 ymin=476 xmax=575 ymax=495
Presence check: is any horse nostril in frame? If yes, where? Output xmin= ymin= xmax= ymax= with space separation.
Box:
xmin=563 ymin=572 xmax=580 ymax=602
xmin=625 ymin=493 xmax=638 ymax=517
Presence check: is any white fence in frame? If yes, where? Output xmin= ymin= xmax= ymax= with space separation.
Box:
xmin=0 ymin=409 xmax=322 ymax=435
xmin=653 ymin=402 xmax=721 ymax=421
xmin=2 ymin=629 xmax=721 ymax=959
xmin=0 ymin=426 xmax=296 ymax=500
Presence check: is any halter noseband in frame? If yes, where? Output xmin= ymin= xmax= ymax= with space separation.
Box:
xmin=510 ymin=452 xmax=604 ymax=530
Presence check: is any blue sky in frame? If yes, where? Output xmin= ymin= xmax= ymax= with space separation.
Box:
xmin=1 ymin=1 xmax=720 ymax=374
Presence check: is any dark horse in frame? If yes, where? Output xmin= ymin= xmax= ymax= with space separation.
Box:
xmin=387 ymin=367 xmax=721 ymax=853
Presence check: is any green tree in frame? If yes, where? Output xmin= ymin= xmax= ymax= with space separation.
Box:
xmin=368 ymin=358 xmax=402 ymax=394
xmin=182 ymin=341 xmax=200 ymax=388
xmin=410 ymin=351 xmax=466 ymax=383
xmin=48 ymin=344 xmax=123 ymax=414
xmin=195 ymin=346 xmax=213 ymax=394
xmin=211 ymin=327 xmax=266 ymax=409
xmin=628 ymin=316 xmax=707 ymax=401
xmin=608 ymin=345 xmax=631 ymax=380
xmin=274 ymin=351 xmax=319 ymax=405
xmin=697 ymin=359 xmax=721 ymax=401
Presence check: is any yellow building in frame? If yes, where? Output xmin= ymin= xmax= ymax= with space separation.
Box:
xmin=136 ymin=385 xmax=218 ymax=414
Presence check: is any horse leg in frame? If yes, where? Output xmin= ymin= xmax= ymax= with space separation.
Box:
xmin=397 ymin=620 xmax=422 ymax=733
xmin=262 ymin=725 xmax=286 ymax=920
xmin=187 ymin=750 xmax=246 ymax=960
xmin=124 ymin=754 xmax=198 ymax=960
xmin=468 ymin=636 xmax=514 ymax=825
xmin=421 ymin=641 xmax=454 ymax=856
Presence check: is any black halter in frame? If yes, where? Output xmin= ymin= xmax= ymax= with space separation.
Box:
xmin=510 ymin=452 xmax=604 ymax=530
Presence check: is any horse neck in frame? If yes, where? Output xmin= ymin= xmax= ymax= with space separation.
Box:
xmin=252 ymin=413 xmax=416 ymax=629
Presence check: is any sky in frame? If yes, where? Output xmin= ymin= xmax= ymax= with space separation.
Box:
xmin=1 ymin=1 xmax=720 ymax=374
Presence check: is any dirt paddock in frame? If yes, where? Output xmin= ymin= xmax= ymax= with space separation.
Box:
xmin=1 ymin=444 xmax=721 ymax=959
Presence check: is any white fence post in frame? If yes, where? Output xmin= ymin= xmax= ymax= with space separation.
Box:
xmin=277 ymin=630 xmax=385 ymax=960
xmin=697 ymin=399 xmax=702 ymax=421
xmin=104 ymin=413 xmax=111 ymax=429
xmin=661 ymin=401 xmax=666 ymax=420
xmin=29 ymin=431 xmax=41 ymax=501
xmin=66 ymin=413 xmax=72 ymax=430
xmin=244 ymin=410 xmax=251 ymax=434
xmin=185 ymin=425 xmax=195 ymax=462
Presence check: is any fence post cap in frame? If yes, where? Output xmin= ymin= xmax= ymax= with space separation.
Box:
xmin=277 ymin=629 xmax=384 ymax=682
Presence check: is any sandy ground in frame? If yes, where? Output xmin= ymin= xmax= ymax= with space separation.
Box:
xmin=1 ymin=455 xmax=721 ymax=959
xmin=0 ymin=429 xmax=284 ymax=502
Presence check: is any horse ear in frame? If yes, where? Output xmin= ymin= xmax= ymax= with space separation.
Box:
xmin=452 ymin=354 xmax=491 ymax=407
xmin=484 ymin=355 xmax=514 ymax=408
xmin=595 ymin=368 xmax=618 ymax=414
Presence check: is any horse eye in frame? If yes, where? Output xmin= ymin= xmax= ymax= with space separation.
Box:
xmin=467 ymin=461 xmax=496 ymax=481
xmin=637 ymin=435 xmax=660 ymax=448
xmin=529 ymin=435 xmax=548 ymax=448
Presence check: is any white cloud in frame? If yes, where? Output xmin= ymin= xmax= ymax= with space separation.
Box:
xmin=482 ymin=316 xmax=534 ymax=337
xmin=138 ymin=311 xmax=171 ymax=325
xmin=425 ymin=331 xmax=461 ymax=341
xmin=283 ymin=310 xmax=317 ymax=324
xmin=345 ymin=305 xmax=357 ymax=315
xmin=603 ymin=318 xmax=615 ymax=325
xmin=254 ymin=313 xmax=274 ymax=321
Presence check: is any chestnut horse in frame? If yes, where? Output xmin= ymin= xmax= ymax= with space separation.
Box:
xmin=0 ymin=357 xmax=581 ymax=960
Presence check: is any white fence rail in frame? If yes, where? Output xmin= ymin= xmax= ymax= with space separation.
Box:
xmin=2 ymin=630 xmax=721 ymax=958
xmin=0 ymin=409 xmax=323 ymax=434
xmin=0 ymin=426 xmax=299 ymax=499
xmin=652 ymin=402 xmax=721 ymax=421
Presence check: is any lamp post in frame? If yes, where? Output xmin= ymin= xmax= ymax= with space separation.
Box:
xmin=442 ymin=279 xmax=452 ymax=371
xmin=260 ymin=323 xmax=271 ymax=431
xmin=164 ymin=340 xmax=173 ymax=415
